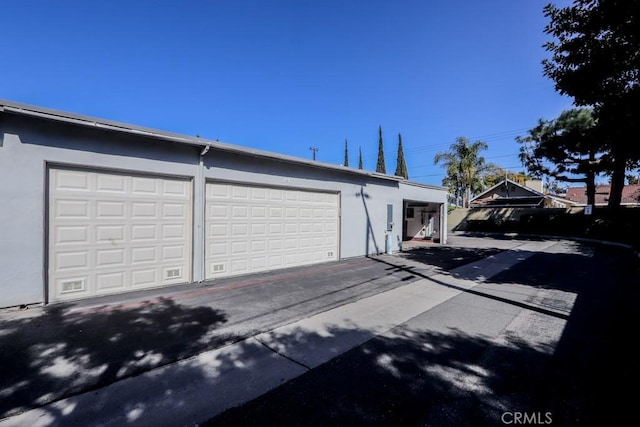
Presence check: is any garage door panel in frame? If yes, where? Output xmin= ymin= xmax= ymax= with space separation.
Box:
xmin=56 ymin=170 xmax=91 ymax=191
xmin=209 ymin=242 xmax=227 ymax=256
xmin=96 ymin=272 xmax=126 ymax=291
xmin=56 ymin=251 xmax=89 ymax=271
xmin=96 ymin=174 xmax=126 ymax=193
xmin=162 ymin=224 xmax=186 ymax=240
xmin=49 ymin=168 xmax=192 ymax=302
xmin=131 ymin=202 xmax=156 ymax=218
xmin=231 ymin=241 xmax=248 ymax=255
xmin=231 ymin=223 xmax=249 ymax=236
xmin=55 ymin=199 xmax=90 ymax=218
xmin=55 ymin=226 xmax=89 ymax=245
xmin=269 ymin=239 xmax=283 ymax=251
xmin=205 ymin=182 xmax=339 ymax=279
xmin=252 ymin=188 xmax=267 ymax=200
xmin=269 ymin=207 xmax=283 ymax=218
xmin=299 ymin=223 xmax=312 ymax=233
xmin=163 ymin=179 xmax=189 ymax=196
xmin=96 ymin=248 xmax=126 ymax=267
xmin=231 ymin=259 xmax=248 ymax=273
xmin=131 ymin=224 xmax=157 ymax=241
xmin=251 ymin=240 xmax=266 ymax=252
xmin=284 ymin=253 xmax=298 ymax=265
xmin=284 ymin=224 xmax=297 ymax=234
xmin=131 ymin=247 xmax=157 ymax=263
xmin=163 ymin=203 xmax=187 ymax=219
xmin=251 ymin=223 xmax=267 ymax=236
xmin=131 ymin=177 xmax=158 ymax=194
xmin=231 ymin=206 xmax=248 ymax=218
xmin=209 ymin=205 xmax=228 ymax=218
xmin=96 ymin=225 xmax=125 ymax=243
xmin=132 ymin=269 xmax=157 ymax=287
xmin=162 ymin=245 xmax=186 ymax=261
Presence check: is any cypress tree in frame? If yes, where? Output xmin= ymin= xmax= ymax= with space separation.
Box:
xmin=343 ymin=139 xmax=349 ymax=167
xmin=395 ymin=133 xmax=408 ymax=179
xmin=376 ymin=125 xmax=386 ymax=174
xmin=358 ymin=146 xmax=363 ymax=169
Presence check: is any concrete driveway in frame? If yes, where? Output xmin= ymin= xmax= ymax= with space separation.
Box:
xmin=1 ymin=234 xmax=637 ymax=426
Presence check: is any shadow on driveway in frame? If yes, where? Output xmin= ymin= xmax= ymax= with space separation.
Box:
xmin=206 ymin=243 xmax=639 ymax=427
xmin=2 ymin=241 xmax=638 ymax=426
xmin=0 ymin=298 xmax=230 ymax=418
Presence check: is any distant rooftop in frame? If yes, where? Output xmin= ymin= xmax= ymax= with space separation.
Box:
xmin=565 ymin=185 xmax=640 ymax=205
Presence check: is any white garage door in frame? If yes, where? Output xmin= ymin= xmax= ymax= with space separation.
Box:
xmin=48 ymin=167 xmax=192 ymax=302
xmin=205 ymin=182 xmax=339 ymax=279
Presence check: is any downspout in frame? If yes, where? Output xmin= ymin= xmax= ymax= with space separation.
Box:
xmin=197 ymin=145 xmax=210 ymax=282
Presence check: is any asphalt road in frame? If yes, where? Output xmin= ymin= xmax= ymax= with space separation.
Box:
xmin=206 ymin=237 xmax=639 ymax=427
xmin=1 ymin=234 xmax=637 ymax=426
xmin=0 ymin=237 xmax=505 ymax=419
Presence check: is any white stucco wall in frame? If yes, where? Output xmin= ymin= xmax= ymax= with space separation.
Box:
xmin=0 ymin=111 xmax=448 ymax=308
xmin=0 ymin=116 xmax=199 ymax=307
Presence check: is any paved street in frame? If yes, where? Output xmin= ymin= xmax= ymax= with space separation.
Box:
xmin=1 ymin=234 xmax=637 ymax=426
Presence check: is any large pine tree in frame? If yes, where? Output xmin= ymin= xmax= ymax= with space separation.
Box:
xmin=395 ymin=133 xmax=408 ymax=179
xmin=358 ymin=146 xmax=363 ymax=169
xmin=543 ymin=0 xmax=640 ymax=207
xmin=376 ymin=125 xmax=386 ymax=173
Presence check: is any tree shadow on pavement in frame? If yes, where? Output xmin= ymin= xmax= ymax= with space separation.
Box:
xmin=0 ymin=298 xmax=230 ymax=419
xmin=206 ymin=325 xmax=559 ymax=427
xmin=393 ymin=239 xmax=595 ymax=289
xmin=394 ymin=245 xmax=505 ymax=274
xmin=207 ymin=242 xmax=639 ymax=427
xmin=2 ymin=241 xmax=637 ymax=426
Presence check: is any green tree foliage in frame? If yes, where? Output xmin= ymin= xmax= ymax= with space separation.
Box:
xmin=394 ymin=133 xmax=408 ymax=179
xmin=434 ymin=137 xmax=490 ymax=208
xmin=543 ymin=0 xmax=640 ymax=207
xmin=517 ymin=108 xmax=603 ymax=205
xmin=546 ymin=178 xmax=569 ymax=195
xmin=482 ymin=168 xmax=530 ymax=189
xmin=358 ymin=146 xmax=363 ymax=170
xmin=376 ymin=126 xmax=386 ymax=174
xmin=343 ymin=139 xmax=349 ymax=167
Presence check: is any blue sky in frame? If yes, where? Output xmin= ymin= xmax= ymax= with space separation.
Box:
xmin=1 ymin=0 xmax=573 ymax=186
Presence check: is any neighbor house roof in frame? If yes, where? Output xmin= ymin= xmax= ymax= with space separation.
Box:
xmin=565 ymin=185 xmax=640 ymax=205
xmin=0 ymin=99 xmax=447 ymax=191
xmin=470 ymin=178 xmax=546 ymax=207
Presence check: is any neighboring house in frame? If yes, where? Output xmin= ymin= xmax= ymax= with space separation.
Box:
xmin=565 ymin=185 xmax=640 ymax=206
xmin=470 ymin=179 xmax=575 ymax=208
xmin=0 ymin=99 xmax=449 ymax=308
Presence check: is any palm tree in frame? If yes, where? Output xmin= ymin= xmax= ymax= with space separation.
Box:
xmin=434 ymin=137 xmax=489 ymax=208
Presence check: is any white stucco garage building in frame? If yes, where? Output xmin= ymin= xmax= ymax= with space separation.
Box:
xmin=0 ymin=100 xmax=447 ymax=308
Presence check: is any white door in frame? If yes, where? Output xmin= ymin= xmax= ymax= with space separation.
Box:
xmin=48 ymin=167 xmax=192 ymax=302
xmin=205 ymin=182 xmax=339 ymax=279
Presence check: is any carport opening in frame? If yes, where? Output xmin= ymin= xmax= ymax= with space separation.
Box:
xmin=402 ymin=200 xmax=443 ymax=243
